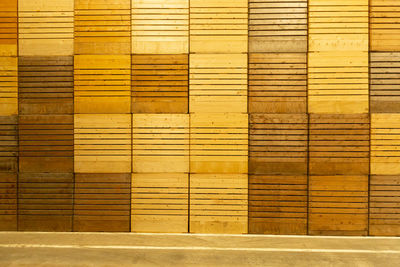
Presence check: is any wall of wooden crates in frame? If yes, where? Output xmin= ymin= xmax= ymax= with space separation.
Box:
xmin=0 ymin=0 xmax=400 ymax=236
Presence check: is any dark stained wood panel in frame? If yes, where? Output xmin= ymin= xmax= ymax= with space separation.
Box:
xmin=0 ymin=116 xmax=18 ymax=173
xmin=0 ymin=173 xmax=17 ymax=230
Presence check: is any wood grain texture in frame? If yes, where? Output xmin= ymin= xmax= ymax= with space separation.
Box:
xmin=190 ymin=0 xmax=248 ymax=53
xmin=189 ymin=54 xmax=247 ymax=113
xmin=309 ymin=175 xmax=368 ymax=236
xmin=132 ymin=0 xmax=188 ymax=54
xmin=0 ymin=56 xmax=18 ymax=116
xmin=132 ymin=55 xmax=188 ymax=113
xmin=0 ymin=0 xmax=17 ymax=56
xmin=0 ymin=173 xmax=17 ymax=230
xmin=249 ymin=53 xmax=307 ymax=114
xmin=73 ymin=173 xmax=131 ymax=232
xmin=18 ymin=0 xmax=74 ymax=56
xmin=249 ymin=0 xmax=307 ymax=52
xmin=0 ymin=116 xmax=18 ymax=173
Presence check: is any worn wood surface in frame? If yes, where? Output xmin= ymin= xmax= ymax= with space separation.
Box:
xmin=0 ymin=116 xmax=18 ymax=173
xmin=0 ymin=57 xmax=18 ymax=116
xmin=0 ymin=173 xmax=17 ymax=230
xmin=0 ymin=0 xmax=17 ymax=56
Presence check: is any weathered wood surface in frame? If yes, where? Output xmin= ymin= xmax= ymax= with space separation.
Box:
xmin=0 ymin=0 xmax=17 ymax=56
xmin=0 ymin=173 xmax=17 ymax=230
xmin=0 ymin=116 xmax=18 ymax=173
xmin=0 ymin=57 xmax=18 ymax=116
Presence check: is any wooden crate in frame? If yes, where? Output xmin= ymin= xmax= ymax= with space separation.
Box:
xmin=371 ymin=0 xmax=400 ymax=51
xmin=189 ymin=54 xmax=247 ymax=113
xmin=0 ymin=0 xmax=17 ymax=56
xmin=0 ymin=116 xmax=18 ymax=173
xmin=131 ymin=173 xmax=188 ymax=233
xmin=370 ymin=52 xmax=400 ymax=113
xmin=309 ymin=175 xmax=368 ymax=236
xmin=132 ymin=114 xmax=189 ymax=173
xmin=74 ymin=173 xmax=131 ymax=232
xmin=0 ymin=173 xmax=17 ymax=230
xmin=249 ymin=0 xmax=307 ymax=52
xmin=190 ymin=113 xmax=248 ymax=174
xmin=190 ymin=174 xmax=247 ymax=234
xmin=309 ymin=114 xmax=370 ymax=175
xmin=249 ymin=175 xmax=307 ymax=235
xmin=371 ymin=114 xmax=400 ymax=175
xmin=0 ymin=56 xmax=18 ymax=116
xmin=132 ymin=0 xmax=188 ymax=54
xmin=18 ymin=0 xmax=74 ymax=56
xmin=131 ymin=55 xmax=188 ymax=113
xmin=308 ymin=51 xmax=369 ymax=114
xmin=18 ymin=173 xmax=73 ymax=231
xmin=190 ymin=0 xmax=247 ymax=53
xmin=18 ymin=115 xmax=73 ymax=173
xmin=74 ymin=114 xmax=131 ymax=173
xmin=74 ymin=55 xmax=131 ymax=114
xmin=74 ymin=0 xmax=131 ymax=55
xmin=249 ymin=53 xmax=307 ymax=114
xmin=309 ymin=0 xmax=368 ymax=52
xmin=370 ymin=175 xmax=400 ymax=236
xmin=249 ymin=114 xmax=308 ymax=175
xmin=18 ymin=56 xmax=73 ymax=115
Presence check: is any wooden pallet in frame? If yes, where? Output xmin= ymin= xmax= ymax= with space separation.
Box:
xmin=18 ymin=0 xmax=74 ymax=56
xmin=132 ymin=0 xmax=189 ymax=54
xmin=0 ymin=116 xmax=18 ymax=173
xmin=190 ymin=0 xmax=248 ymax=53
xmin=131 ymin=55 xmax=188 ymax=113
xmin=74 ymin=55 xmax=131 ymax=114
xmin=74 ymin=173 xmax=131 ymax=232
xmin=0 ymin=173 xmax=17 ymax=231
xmin=0 ymin=56 xmax=18 ymax=116
xmin=249 ymin=0 xmax=307 ymax=52
xmin=370 ymin=52 xmax=400 ymax=113
xmin=189 ymin=54 xmax=247 ymax=113
xmin=0 ymin=0 xmax=17 ymax=56
xmin=74 ymin=114 xmax=131 ymax=173
xmin=74 ymin=0 xmax=131 ymax=55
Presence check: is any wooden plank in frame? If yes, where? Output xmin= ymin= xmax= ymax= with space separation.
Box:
xmin=0 ymin=56 xmax=18 ymax=116
xmin=0 ymin=173 xmax=17 ymax=230
xmin=0 ymin=116 xmax=18 ymax=173
xmin=190 ymin=173 xmax=247 ymax=234
xmin=0 ymin=0 xmax=17 ymax=56
xmin=74 ymin=114 xmax=131 ymax=173
xmin=131 ymin=54 xmax=188 ymax=113
xmin=74 ymin=173 xmax=131 ymax=232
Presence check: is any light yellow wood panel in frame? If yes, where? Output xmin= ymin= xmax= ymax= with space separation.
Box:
xmin=0 ymin=57 xmax=17 ymax=115
xmin=0 ymin=1 xmax=18 ymax=56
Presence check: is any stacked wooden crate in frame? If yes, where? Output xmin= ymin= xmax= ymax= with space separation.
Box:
xmin=308 ymin=0 xmax=369 ymax=235
xmin=248 ymin=0 xmax=308 ymax=235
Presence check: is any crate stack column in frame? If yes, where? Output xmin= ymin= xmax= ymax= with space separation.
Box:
xmin=308 ymin=0 xmax=370 ymax=236
xmin=73 ymin=0 xmax=132 ymax=232
xmin=189 ymin=0 xmax=248 ymax=234
xmin=369 ymin=0 xmax=400 ymax=236
xmin=0 ymin=0 xmax=18 ymax=231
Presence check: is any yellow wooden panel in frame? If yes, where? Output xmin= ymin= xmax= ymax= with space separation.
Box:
xmin=190 ymin=174 xmax=248 ymax=234
xmin=131 ymin=173 xmax=188 ymax=233
xmin=371 ymin=114 xmax=400 ymax=175
xmin=132 ymin=114 xmax=189 ymax=173
xmin=189 ymin=54 xmax=247 ymax=113
xmin=74 ymin=55 xmax=131 ymax=114
xmin=0 ymin=0 xmax=17 ymax=56
xmin=0 ymin=57 xmax=17 ymax=116
xmin=74 ymin=114 xmax=131 ymax=173
xmin=190 ymin=0 xmax=248 ymax=53
xmin=132 ymin=0 xmax=188 ymax=54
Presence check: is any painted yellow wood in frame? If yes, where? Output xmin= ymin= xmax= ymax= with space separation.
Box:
xmin=190 ymin=0 xmax=248 ymax=53
xmin=74 ymin=114 xmax=132 ymax=173
xmin=0 ymin=57 xmax=18 ymax=116
xmin=18 ymin=0 xmax=74 ymax=56
xmin=74 ymin=55 xmax=131 ymax=114
xmin=0 ymin=0 xmax=17 ymax=56
xmin=371 ymin=114 xmax=400 ymax=175
xmin=189 ymin=54 xmax=247 ymax=113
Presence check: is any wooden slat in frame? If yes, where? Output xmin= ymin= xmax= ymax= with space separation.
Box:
xmin=0 ymin=56 xmax=18 ymax=116
xmin=189 ymin=54 xmax=247 ymax=113
xmin=190 ymin=0 xmax=248 ymax=53
xmin=74 ymin=114 xmax=132 ymax=173
xmin=0 ymin=116 xmax=18 ymax=173
xmin=131 ymin=55 xmax=188 ymax=113
xmin=0 ymin=0 xmax=17 ymax=56
xmin=249 ymin=0 xmax=307 ymax=52
xmin=74 ymin=173 xmax=131 ymax=232
xmin=132 ymin=0 xmax=189 ymax=54
xmin=18 ymin=173 xmax=73 ymax=231
xmin=18 ymin=0 xmax=74 ymax=56
xmin=0 ymin=173 xmax=17 ymax=230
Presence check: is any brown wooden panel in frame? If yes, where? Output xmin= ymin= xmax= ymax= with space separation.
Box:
xmin=0 ymin=0 xmax=17 ymax=56
xmin=18 ymin=173 xmax=73 ymax=231
xmin=370 ymin=52 xmax=400 ymax=113
xmin=249 ymin=0 xmax=307 ymax=52
xmin=309 ymin=114 xmax=370 ymax=176
xmin=0 ymin=173 xmax=17 ymax=230
xmin=18 ymin=56 xmax=73 ymax=115
xmin=249 ymin=53 xmax=307 ymax=114
xmin=0 ymin=57 xmax=18 ymax=115
xmin=309 ymin=175 xmax=368 ymax=236
xmin=249 ymin=175 xmax=307 ymax=235
xmin=132 ymin=55 xmax=188 ymax=113
xmin=0 ymin=116 xmax=17 ymax=173
xmin=73 ymin=173 xmax=131 ymax=232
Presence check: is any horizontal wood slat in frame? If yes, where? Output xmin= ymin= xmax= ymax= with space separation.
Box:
xmin=0 ymin=57 xmax=18 ymax=116
xmin=0 ymin=173 xmax=17 ymax=230
xmin=0 ymin=0 xmax=17 ymax=56
xmin=0 ymin=116 xmax=18 ymax=173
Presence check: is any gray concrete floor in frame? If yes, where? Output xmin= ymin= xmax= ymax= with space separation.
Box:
xmin=0 ymin=232 xmax=400 ymax=266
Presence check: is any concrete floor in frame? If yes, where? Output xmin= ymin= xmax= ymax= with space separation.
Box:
xmin=0 ymin=232 xmax=400 ymax=266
